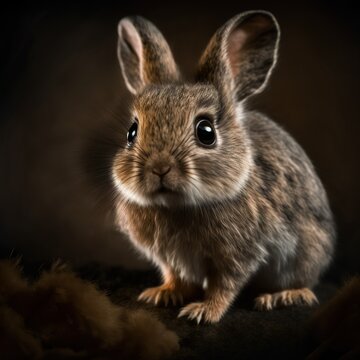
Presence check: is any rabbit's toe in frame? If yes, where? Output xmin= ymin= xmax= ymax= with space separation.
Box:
xmin=138 ymin=285 xmax=184 ymax=306
xmin=178 ymin=301 xmax=223 ymax=324
xmin=254 ymin=287 xmax=318 ymax=311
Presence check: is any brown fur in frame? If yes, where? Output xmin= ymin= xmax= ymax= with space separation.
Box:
xmin=0 ymin=260 xmax=179 ymax=359
xmin=117 ymin=16 xmax=180 ymax=94
xmin=113 ymin=12 xmax=335 ymax=323
xmin=138 ymin=265 xmax=203 ymax=306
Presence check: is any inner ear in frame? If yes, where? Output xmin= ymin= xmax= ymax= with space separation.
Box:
xmin=227 ymin=25 xmax=248 ymax=78
xmin=118 ymin=19 xmax=145 ymax=94
xmin=227 ymin=14 xmax=277 ymax=81
xmin=120 ymin=19 xmax=143 ymax=61
xmin=226 ymin=13 xmax=279 ymax=100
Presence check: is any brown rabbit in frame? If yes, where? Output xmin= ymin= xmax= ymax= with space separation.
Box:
xmin=112 ymin=11 xmax=335 ymax=323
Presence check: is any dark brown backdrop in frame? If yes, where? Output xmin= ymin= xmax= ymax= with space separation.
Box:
xmin=0 ymin=1 xmax=359 ymax=280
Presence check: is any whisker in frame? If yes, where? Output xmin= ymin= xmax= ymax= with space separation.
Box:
xmin=171 ymin=134 xmax=191 ymax=156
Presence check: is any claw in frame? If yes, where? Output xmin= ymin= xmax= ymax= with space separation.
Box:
xmin=155 ymin=291 xmax=161 ymax=305
xmin=177 ymin=307 xmax=187 ymax=319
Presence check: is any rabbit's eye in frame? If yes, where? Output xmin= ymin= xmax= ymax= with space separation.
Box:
xmin=127 ymin=121 xmax=138 ymax=146
xmin=195 ymin=118 xmax=216 ymax=147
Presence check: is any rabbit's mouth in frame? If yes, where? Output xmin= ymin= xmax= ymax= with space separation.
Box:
xmin=157 ymin=185 xmax=173 ymax=194
xmin=153 ymin=186 xmax=178 ymax=198
xmin=150 ymin=185 xmax=183 ymax=206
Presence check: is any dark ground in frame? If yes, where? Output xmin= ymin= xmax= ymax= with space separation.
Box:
xmin=0 ymin=1 xmax=359 ymax=277
xmin=20 ymin=260 xmax=338 ymax=360
xmin=84 ymin=267 xmax=336 ymax=360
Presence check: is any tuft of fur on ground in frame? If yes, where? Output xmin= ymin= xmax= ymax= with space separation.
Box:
xmin=306 ymin=276 xmax=360 ymax=359
xmin=0 ymin=260 xmax=179 ymax=359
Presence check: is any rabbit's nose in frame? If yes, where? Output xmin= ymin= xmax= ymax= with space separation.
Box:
xmin=152 ymin=165 xmax=171 ymax=177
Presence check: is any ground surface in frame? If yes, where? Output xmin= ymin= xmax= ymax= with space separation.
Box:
xmin=74 ymin=264 xmax=337 ymax=360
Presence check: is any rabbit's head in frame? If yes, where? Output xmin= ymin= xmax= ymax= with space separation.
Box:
xmin=112 ymin=12 xmax=279 ymax=207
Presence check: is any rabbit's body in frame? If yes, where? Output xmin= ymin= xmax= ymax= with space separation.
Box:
xmin=112 ymin=12 xmax=335 ymax=322
xmin=240 ymin=112 xmax=334 ymax=292
xmin=116 ymin=109 xmax=334 ymax=290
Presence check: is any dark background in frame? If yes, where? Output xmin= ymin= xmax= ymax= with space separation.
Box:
xmin=0 ymin=1 xmax=359 ymax=281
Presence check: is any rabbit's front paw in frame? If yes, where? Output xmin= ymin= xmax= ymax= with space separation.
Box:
xmin=178 ymin=301 xmax=223 ymax=324
xmin=138 ymin=285 xmax=184 ymax=306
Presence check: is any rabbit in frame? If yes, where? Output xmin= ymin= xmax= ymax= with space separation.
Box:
xmin=111 ymin=10 xmax=336 ymax=323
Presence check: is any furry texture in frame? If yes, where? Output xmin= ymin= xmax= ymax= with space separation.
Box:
xmin=112 ymin=11 xmax=335 ymax=323
xmin=0 ymin=260 xmax=179 ymax=359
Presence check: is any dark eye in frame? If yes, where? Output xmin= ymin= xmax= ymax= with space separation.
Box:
xmin=195 ymin=118 xmax=216 ymax=146
xmin=127 ymin=120 xmax=138 ymax=146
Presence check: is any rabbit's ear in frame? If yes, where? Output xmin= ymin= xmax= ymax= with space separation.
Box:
xmin=117 ymin=16 xmax=180 ymax=94
xmin=197 ymin=11 xmax=279 ymax=102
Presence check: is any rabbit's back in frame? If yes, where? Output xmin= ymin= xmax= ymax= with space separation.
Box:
xmin=244 ymin=111 xmax=335 ymax=291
